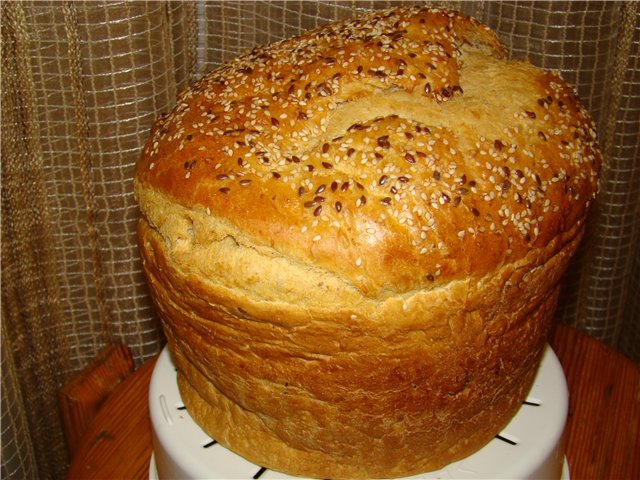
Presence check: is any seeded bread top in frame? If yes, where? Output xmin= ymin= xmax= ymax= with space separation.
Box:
xmin=135 ymin=6 xmax=600 ymax=297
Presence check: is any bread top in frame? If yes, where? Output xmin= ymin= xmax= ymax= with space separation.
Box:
xmin=135 ymin=6 xmax=600 ymax=298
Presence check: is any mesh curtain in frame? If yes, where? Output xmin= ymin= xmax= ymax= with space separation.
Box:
xmin=1 ymin=1 xmax=638 ymax=478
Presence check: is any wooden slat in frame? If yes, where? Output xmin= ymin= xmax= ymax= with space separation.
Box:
xmin=66 ymin=355 xmax=157 ymax=480
xmin=551 ymin=325 xmax=640 ymax=480
xmin=59 ymin=344 xmax=134 ymax=457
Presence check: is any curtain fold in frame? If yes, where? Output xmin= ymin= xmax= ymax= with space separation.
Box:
xmin=577 ymin=1 xmax=640 ymax=355
xmin=1 ymin=2 xmax=638 ymax=478
xmin=2 ymin=2 xmax=71 ymax=477
xmin=1 ymin=327 xmax=39 ymax=479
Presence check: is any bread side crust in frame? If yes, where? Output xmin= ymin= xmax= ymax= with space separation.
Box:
xmin=138 ymin=211 xmax=582 ymax=478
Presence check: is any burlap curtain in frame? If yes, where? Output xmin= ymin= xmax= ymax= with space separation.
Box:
xmin=1 ymin=1 xmax=638 ymax=478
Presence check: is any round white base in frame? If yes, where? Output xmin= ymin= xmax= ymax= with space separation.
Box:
xmin=148 ymin=453 xmax=570 ymax=480
xmin=149 ymin=345 xmax=569 ymax=479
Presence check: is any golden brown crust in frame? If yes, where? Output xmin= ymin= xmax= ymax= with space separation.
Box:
xmin=135 ymin=6 xmax=600 ymax=479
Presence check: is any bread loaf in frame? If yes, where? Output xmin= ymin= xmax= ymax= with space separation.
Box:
xmin=135 ymin=6 xmax=600 ymax=478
